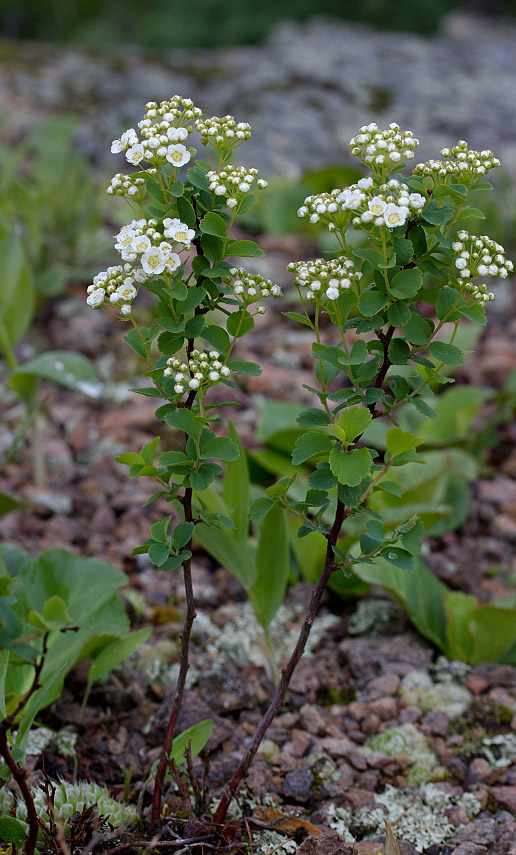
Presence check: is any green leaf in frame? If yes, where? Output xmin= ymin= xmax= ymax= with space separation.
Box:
xmin=422 ymin=200 xmax=455 ymax=225
xmin=0 ymin=817 xmax=27 ymax=845
xmin=358 ymin=289 xmax=389 ymax=316
xmin=283 ymin=311 xmax=314 ymax=329
xmin=176 ymin=195 xmax=196 ymax=227
xmin=227 ymin=239 xmax=265 ymax=257
xmin=170 ymin=719 xmax=213 ymax=766
xmin=460 ymin=304 xmax=486 ymax=325
xmin=202 ymin=325 xmax=230 ymax=353
xmin=402 ymin=313 xmax=433 ymax=345
xmin=187 ymin=166 xmax=210 ymax=190
xmin=227 ymin=310 xmax=254 ymax=337
xmin=87 ymin=627 xmax=152 ymax=686
xmin=195 ymin=519 xmax=256 ymax=589
xmin=200 ymin=211 xmax=227 ymax=237
xmin=223 ymin=421 xmax=249 ymax=543
xmin=338 ymin=339 xmax=368 ymax=366
xmin=309 ymin=462 xmax=338 ymax=490
xmin=228 ymin=359 xmax=262 ymax=375
xmin=388 ymin=337 xmax=410 ymax=365
xmin=329 ymin=447 xmax=373 ymax=487
xmin=386 ymin=427 xmax=423 ymax=456
xmin=376 ymin=480 xmax=403 ymax=497
xmin=200 ymin=435 xmax=239 ymax=461
xmin=201 ymin=233 xmax=223 ymax=263
xmin=0 ymin=492 xmax=25 ymax=516
xmin=251 ymin=505 xmax=289 ymax=628
xmin=149 ymin=542 xmax=171 ymax=566
xmin=11 ymin=351 xmax=102 ymax=399
xmin=4 ymin=550 xmax=129 ymax=726
xmin=296 ymin=408 xmax=330 ymax=428
xmin=353 ymin=247 xmax=384 ymax=272
xmin=250 ymin=496 xmax=276 ymax=523
xmin=171 ymin=522 xmax=195 ymax=550
xmin=335 ymin=405 xmax=372 ymax=442
xmin=164 ymin=409 xmax=202 ymax=438
xmin=389 ymin=267 xmax=422 ymax=300
xmin=150 ymin=516 xmax=172 ymax=543
xmin=0 ymin=230 xmax=35 ymax=353
xmin=428 ymin=341 xmax=464 ymax=366
xmin=388 ymin=301 xmax=412 ymax=328
xmin=189 ymin=461 xmax=221 ymax=490
xmin=292 ymin=431 xmax=333 ymax=465
xmin=393 ymin=237 xmax=414 ymax=266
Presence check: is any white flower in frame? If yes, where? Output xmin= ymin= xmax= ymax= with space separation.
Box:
xmin=86 ymin=288 xmax=105 ymax=308
xmin=120 ymin=304 xmax=132 ymax=315
xmin=111 ymin=139 xmax=124 ymax=154
xmin=117 ymin=284 xmax=137 ymax=301
xmin=189 ymin=378 xmax=200 ymax=389
xmin=166 ymin=144 xmax=191 ymax=167
xmin=126 ymin=144 xmax=145 ymax=165
xmin=383 ymin=204 xmax=408 ymax=229
xmin=368 ymin=196 xmax=387 ymax=216
xmin=132 ymin=235 xmax=152 ymax=253
xmin=164 ymin=253 xmax=181 ymax=273
xmin=164 ymin=221 xmax=195 ymax=244
xmin=141 ymin=247 xmax=167 ymax=275
xmin=167 ymin=127 xmax=189 ymax=142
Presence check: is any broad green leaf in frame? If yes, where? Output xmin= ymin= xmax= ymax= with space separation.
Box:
xmin=10 ymin=351 xmax=102 ymax=398
xmin=4 ymin=550 xmax=129 ymax=722
xmin=296 ymin=408 xmax=330 ymax=428
xmin=0 ymin=230 xmax=35 ymax=352
xmin=388 ymin=301 xmax=412 ymax=328
xmin=87 ymin=627 xmax=152 ymax=685
xmin=227 ymin=239 xmax=265 ymax=257
xmin=200 ymin=212 xmax=227 ymax=237
xmin=202 ymin=325 xmax=231 ymax=354
xmin=428 ymin=341 xmax=464 ymax=366
xmin=28 ymin=595 xmax=73 ymax=630
xmin=443 ymin=590 xmax=477 ymax=660
xmin=0 ymin=650 xmax=8 ymax=717
xmin=251 ymin=504 xmax=289 ymax=628
xmin=171 ymin=521 xmax=195 ymax=550
xmin=389 ymin=267 xmax=422 ymax=300
xmin=170 ymin=719 xmax=213 ymax=766
xmin=200 ymin=435 xmax=239 ymax=461
xmin=292 ymin=431 xmax=333 ymax=465
xmin=0 ymin=817 xmax=26 ymax=846
xmin=228 ymin=359 xmax=262 ymax=375
xmin=227 ymin=310 xmax=254 ymax=337
xmin=335 ymin=405 xmax=372 ymax=442
xmin=386 ymin=428 xmax=423 ymax=456
xmin=164 ymin=408 xmax=202 ymax=438
xmin=358 ymin=289 xmax=389 ymax=317
xmin=223 ymin=421 xmax=250 ymax=544
xmin=376 ymin=480 xmax=403 ymax=497
xmin=329 ymin=447 xmax=373 ymax=487
xmin=467 ymin=605 xmax=516 ymax=664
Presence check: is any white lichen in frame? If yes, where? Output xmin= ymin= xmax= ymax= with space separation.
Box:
xmin=482 ymin=732 xmax=516 ymax=768
xmin=430 ymin=656 xmax=471 ymax=685
xmin=204 ymin=602 xmax=339 ymax=669
xmin=361 ymin=723 xmax=442 ymax=784
xmin=347 ymin=598 xmax=403 ymax=636
xmin=399 ymin=670 xmax=471 ymax=718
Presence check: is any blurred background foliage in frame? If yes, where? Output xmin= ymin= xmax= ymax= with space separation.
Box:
xmin=2 ymin=0 xmax=516 ymax=48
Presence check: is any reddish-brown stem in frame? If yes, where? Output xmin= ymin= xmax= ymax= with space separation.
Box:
xmin=151 ymin=487 xmax=196 ymax=823
xmin=213 ymin=498 xmax=347 ymax=825
xmin=0 ymin=729 xmax=40 ymax=855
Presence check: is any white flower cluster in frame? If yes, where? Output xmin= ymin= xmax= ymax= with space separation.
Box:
xmin=228 ymin=267 xmax=282 ymax=307
xmin=163 ymin=217 xmax=196 ymax=246
xmin=354 ymin=178 xmax=426 ymax=229
xmin=86 ymin=264 xmax=141 ymax=314
xmin=414 ymin=141 xmax=500 ymax=184
xmin=164 ymin=350 xmax=231 ymax=394
xmin=349 ymin=122 xmax=419 ymax=173
xmin=111 ymin=95 xmax=201 ymax=169
xmin=107 ymin=171 xmax=148 ymax=201
xmin=115 ymin=217 xmax=185 ymax=273
xmin=207 ymin=166 xmax=268 ymax=209
xmin=195 ymin=115 xmax=251 ymax=151
xmin=288 ymin=256 xmax=362 ymax=301
xmin=298 ymin=178 xmax=425 ymax=232
xmin=451 ymin=230 xmax=513 ymax=281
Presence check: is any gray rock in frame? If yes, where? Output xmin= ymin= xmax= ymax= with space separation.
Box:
xmin=283 ymin=768 xmax=314 ymax=802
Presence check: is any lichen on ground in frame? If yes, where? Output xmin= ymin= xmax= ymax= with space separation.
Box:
xmin=360 ymin=723 xmax=442 ymax=784
xmin=399 ymin=670 xmax=471 ymax=717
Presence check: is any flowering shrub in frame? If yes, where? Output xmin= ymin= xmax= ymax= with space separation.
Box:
xmin=85 ymin=101 xmax=511 ymax=831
